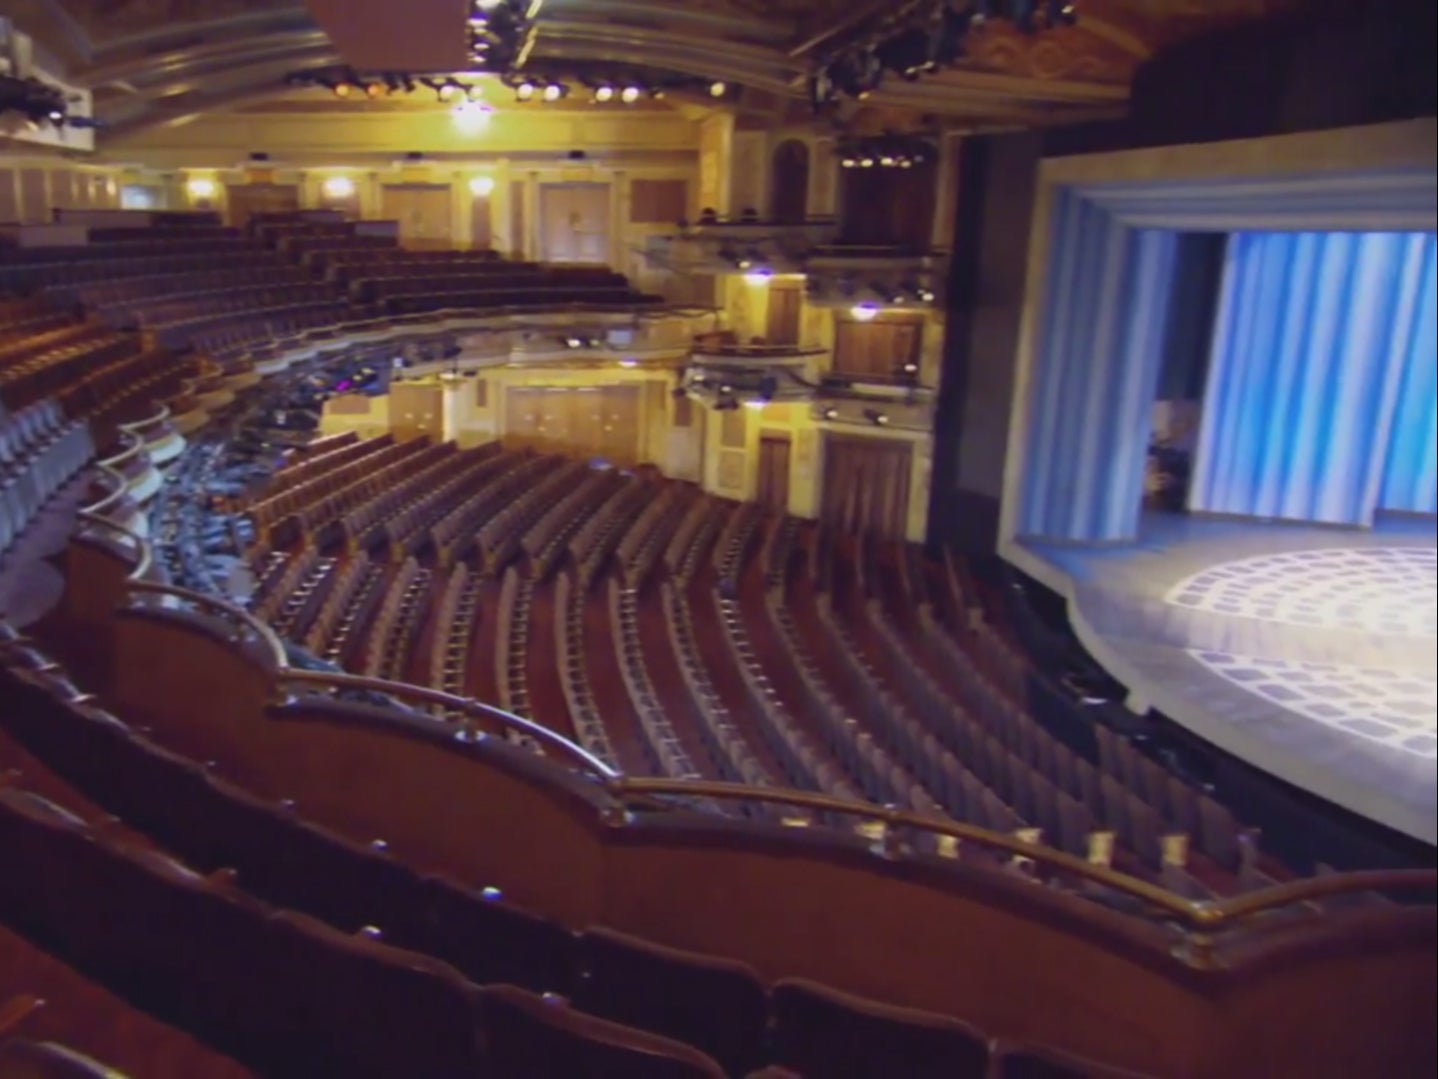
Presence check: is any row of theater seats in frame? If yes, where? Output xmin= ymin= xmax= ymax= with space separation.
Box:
xmin=0 ymin=636 xmax=1144 ymax=1077
xmin=216 ymin=424 xmax=1267 ymax=893
xmin=0 ymin=402 xmax=93 ymax=555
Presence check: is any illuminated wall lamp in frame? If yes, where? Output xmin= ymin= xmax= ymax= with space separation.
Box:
xmin=469 ymin=175 xmax=496 ymax=197
xmin=322 ymin=175 xmax=355 ymax=200
xmin=186 ymin=177 xmax=217 ymax=200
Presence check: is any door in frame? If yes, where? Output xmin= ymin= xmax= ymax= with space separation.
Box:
xmin=389 ymin=383 xmax=444 ymax=443
xmin=766 ymin=281 xmax=803 ymax=346
xmin=539 ymin=183 xmax=610 ymax=263
xmin=381 ymin=184 xmax=454 ymax=249
xmin=757 ymin=435 xmax=792 ymax=513
xmin=771 ymin=139 xmax=810 ymax=225
xmin=225 ymin=184 xmax=300 ymax=230
xmin=820 ymin=434 xmax=912 ymax=541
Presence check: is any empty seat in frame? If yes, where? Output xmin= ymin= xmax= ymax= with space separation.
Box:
xmin=572 ymin=926 xmax=769 ymax=1076
xmin=481 ymin=984 xmax=725 ymax=1078
xmin=771 ymin=977 xmax=989 ymax=1079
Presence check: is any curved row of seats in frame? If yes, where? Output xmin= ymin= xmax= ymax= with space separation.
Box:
xmin=0 ymin=641 xmax=1140 ymax=1078
xmin=220 ymin=421 xmax=1267 ymax=894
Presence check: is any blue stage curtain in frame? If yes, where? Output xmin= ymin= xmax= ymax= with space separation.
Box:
xmin=1017 ymin=190 xmax=1177 ymax=543
xmin=1189 ymin=231 xmax=1436 ymax=526
xmin=1378 ymin=235 xmax=1437 ymax=515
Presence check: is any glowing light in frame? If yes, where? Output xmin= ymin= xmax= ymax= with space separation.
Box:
xmin=850 ymin=303 xmax=879 ymax=322
xmin=619 ymin=358 xmax=638 ymax=368
xmin=743 ymin=399 xmax=767 ymax=410
xmin=516 ymin=81 xmax=536 ymax=101
xmin=620 ymin=86 xmax=641 ymax=104
xmin=469 ymin=175 xmax=496 ymax=197
xmin=186 ymin=177 xmax=217 ymax=200
xmin=542 ymin=83 xmax=564 ymax=102
xmin=743 ymin=270 xmax=772 ymax=286
xmin=594 ymin=85 xmax=615 ymax=103
xmin=322 ymin=175 xmax=355 ymax=200
xmin=709 ymin=81 xmax=727 ymax=98
xmin=450 ymin=101 xmax=493 ymax=133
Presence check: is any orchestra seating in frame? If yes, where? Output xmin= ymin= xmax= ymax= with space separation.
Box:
xmin=0 ymin=218 xmax=1430 ymax=1077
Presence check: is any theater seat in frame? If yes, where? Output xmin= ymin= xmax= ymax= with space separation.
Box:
xmin=481 ymin=984 xmax=725 ymax=1078
xmin=572 ymin=926 xmax=769 ymax=1076
xmin=0 ymin=1040 xmax=125 ymax=1079
xmin=770 ymin=977 xmax=990 ymax=1079
xmin=992 ymin=1042 xmax=1155 ymax=1078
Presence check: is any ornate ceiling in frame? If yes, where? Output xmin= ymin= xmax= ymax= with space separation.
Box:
xmin=7 ymin=0 xmax=1306 ymax=139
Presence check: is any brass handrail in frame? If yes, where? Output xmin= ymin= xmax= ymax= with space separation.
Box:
xmin=610 ymin=777 xmax=1437 ymax=930
xmin=126 ymin=579 xmax=287 ymax=672
xmin=80 ymin=465 xmax=132 ymax=517
xmin=73 ymin=510 xmax=152 ymax=584
xmin=277 ymin=668 xmax=620 ymax=781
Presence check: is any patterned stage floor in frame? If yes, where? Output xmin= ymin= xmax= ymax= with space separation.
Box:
xmin=1009 ymin=513 xmax=1437 ymax=845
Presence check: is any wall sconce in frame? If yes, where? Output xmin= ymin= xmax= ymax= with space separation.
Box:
xmin=186 ymin=177 xmax=217 ymax=200
xmin=322 ymin=175 xmax=355 ymax=200
xmin=469 ymin=175 xmax=496 ymax=197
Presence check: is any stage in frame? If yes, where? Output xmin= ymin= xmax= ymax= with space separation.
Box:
xmin=1005 ymin=513 xmax=1437 ymax=845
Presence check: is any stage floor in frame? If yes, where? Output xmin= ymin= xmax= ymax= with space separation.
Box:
xmin=1005 ymin=513 xmax=1437 ymax=845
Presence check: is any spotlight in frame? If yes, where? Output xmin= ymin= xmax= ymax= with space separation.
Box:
xmin=595 ymin=85 xmax=615 ymax=103
xmin=821 ymin=407 xmax=839 ymax=421
xmin=841 ymin=156 xmax=858 ymax=168
xmin=516 ymin=80 xmax=536 ymax=101
xmin=365 ymin=81 xmax=385 ymax=99
xmin=620 ymin=85 xmax=642 ymax=104
xmin=543 ymin=82 xmax=565 ymax=101
xmin=708 ymin=80 xmax=727 ymax=98
xmin=333 ymin=82 xmax=353 ymax=98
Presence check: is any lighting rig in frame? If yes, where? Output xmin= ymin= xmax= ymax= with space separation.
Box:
xmin=809 ymin=0 xmax=1077 ymax=108
xmin=0 ymin=73 xmax=95 ymax=129
xmin=835 ymin=134 xmax=937 ymax=169
xmin=467 ymin=0 xmax=543 ymax=71
xmin=285 ymin=65 xmax=732 ymax=107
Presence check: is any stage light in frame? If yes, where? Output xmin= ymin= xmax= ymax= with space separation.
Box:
xmin=595 ymin=85 xmax=615 ymax=103
xmin=333 ymin=82 xmax=353 ymax=98
xmin=709 ymin=80 xmax=727 ymax=97
xmin=515 ymin=80 xmax=535 ymax=101
xmin=322 ymin=175 xmax=355 ymax=200
xmin=543 ymin=82 xmax=565 ymax=101
xmin=850 ymin=303 xmax=879 ymax=322
xmin=365 ymin=81 xmax=385 ymax=99
xmin=469 ymin=175 xmax=496 ymax=197
xmin=620 ymin=85 xmax=642 ymax=104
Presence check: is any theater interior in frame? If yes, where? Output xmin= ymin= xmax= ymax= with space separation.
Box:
xmin=0 ymin=1 xmax=1435 ymax=1077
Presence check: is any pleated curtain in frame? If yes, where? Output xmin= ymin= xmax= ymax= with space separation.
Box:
xmin=1189 ymin=231 xmax=1436 ymax=525
xmin=1017 ymin=189 xmax=1178 ymax=543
